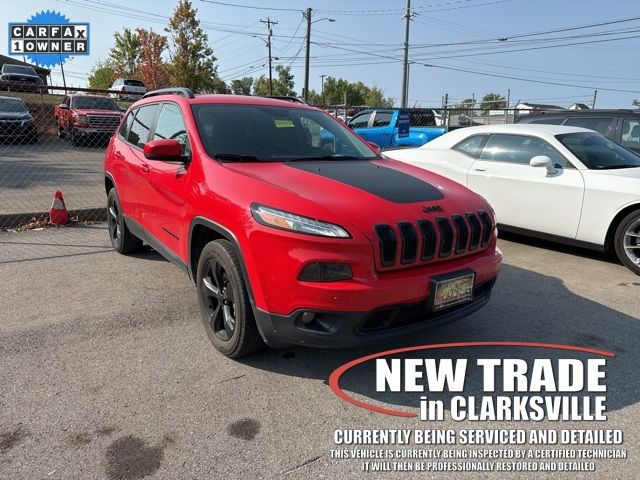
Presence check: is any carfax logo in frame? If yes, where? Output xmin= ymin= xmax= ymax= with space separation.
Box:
xmin=8 ymin=10 xmax=90 ymax=68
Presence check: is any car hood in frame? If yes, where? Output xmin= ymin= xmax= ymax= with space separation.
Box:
xmin=72 ymin=108 xmax=122 ymax=116
xmin=588 ymin=167 xmax=640 ymax=179
xmin=223 ymin=158 xmax=489 ymax=228
xmin=0 ymin=111 xmax=31 ymax=120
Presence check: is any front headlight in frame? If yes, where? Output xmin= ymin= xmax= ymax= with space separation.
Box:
xmin=251 ymin=204 xmax=350 ymax=238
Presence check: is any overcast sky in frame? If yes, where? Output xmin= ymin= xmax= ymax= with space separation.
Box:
xmin=2 ymin=0 xmax=639 ymax=108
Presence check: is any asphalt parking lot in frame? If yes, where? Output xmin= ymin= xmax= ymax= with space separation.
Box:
xmin=1 ymin=225 xmax=639 ymax=479
xmin=0 ymin=140 xmax=105 ymax=216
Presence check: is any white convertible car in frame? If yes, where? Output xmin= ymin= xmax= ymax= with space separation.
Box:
xmin=385 ymin=124 xmax=640 ymax=275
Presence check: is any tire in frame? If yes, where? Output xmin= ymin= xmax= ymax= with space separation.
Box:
xmin=107 ymin=188 xmax=142 ymax=254
xmin=70 ymin=128 xmax=81 ymax=146
xmin=196 ymin=239 xmax=264 ymax=358
xmin=614 ymin=209 xmax=640 ymax=276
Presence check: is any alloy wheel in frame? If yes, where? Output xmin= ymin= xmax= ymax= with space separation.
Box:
xmin=623 ymin=218 xmax=640 ymax=266
xmin=201 ymin=260 xmax=236 ymax=341
xmin=107 ymin=198 xmax=121 ymax=244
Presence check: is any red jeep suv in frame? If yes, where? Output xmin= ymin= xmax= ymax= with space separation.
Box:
xmin=104 ymin=88 xmax=502 ymax=358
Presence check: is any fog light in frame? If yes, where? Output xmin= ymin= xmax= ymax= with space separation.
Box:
xmin=301 ymin=311 xmax=316 ymax=324
xmin=298 ymin=262 xmax=352 ymax=282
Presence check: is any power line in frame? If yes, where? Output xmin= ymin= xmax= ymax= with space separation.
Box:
xmin=199 ymin=0 xmax=302 ymax=12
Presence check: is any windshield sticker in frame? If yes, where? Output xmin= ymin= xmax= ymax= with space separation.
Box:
xmin=275 ymin=119 xmax=295 ymax=128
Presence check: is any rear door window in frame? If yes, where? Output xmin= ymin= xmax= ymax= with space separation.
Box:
xmin=127 ymin=104 xmax=159 ymax=148
xmin=372 ymin=111 xmax=394 ymax=127
xmin=620 ymin=118 xmax=640 ymax=151
xmin=564 ymin=117 xmax=612 ymax=135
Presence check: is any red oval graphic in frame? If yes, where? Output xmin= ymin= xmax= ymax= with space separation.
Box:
xmin=328 ymin=341 xmax=616 ymax=417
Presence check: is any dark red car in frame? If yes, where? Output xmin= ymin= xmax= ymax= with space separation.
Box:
xmin=104 ymin=88 xmax=502 ymax=358
xmin=55 ymin=94 xmax=123 ymax=146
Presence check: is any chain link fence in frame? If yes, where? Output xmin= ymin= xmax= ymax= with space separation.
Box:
xmin=0 ymin=85 xmax=134 ymax=233
xmin=0 ymin=87 xmax=545 ymax=259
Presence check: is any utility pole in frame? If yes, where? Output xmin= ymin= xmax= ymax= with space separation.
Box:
xmin=401 ymin=0 xmax=414 ymax=108
xmin=506 ymin=89 xmax=511 ymax=111
xmin=320 ymin=74 xmax=326 ymax=106
xmin=303 ymin=8 xmax=312 ymax=101
xmin=260 ymin=18 xmax=278 ymax=95
xmin=59 ymin=52 xmax=67 ymax=90
xmin=592 ymin=89 xmax=598 ymax=109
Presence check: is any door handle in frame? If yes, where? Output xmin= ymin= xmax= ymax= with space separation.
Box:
xmin=139 ymin=163 xmax=150 ymax=173
xmin=474 ymin=166 xmax=487 ymax=172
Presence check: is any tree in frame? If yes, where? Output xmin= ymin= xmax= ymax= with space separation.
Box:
xmin=253 ymin=65 xmax=296 ymax=96
xmin=633 ymin=99 xmax=640 ymax=107
xmin=137 ymin=28 xmax=169 ymax=90
xmin=306 ymin=76 xmax=393 ymax=107
xmin=109 ymin=28 xmax=141 ymax=77
xmin=88 ymin=59 xmax=115 ymax=90
xmin=165 ymin=0 xmax=226 ymax=93
xmin=230 ymin=77 xmax=253 ymax=95
xmin=480 ymin=93 xmax=506 ymax=110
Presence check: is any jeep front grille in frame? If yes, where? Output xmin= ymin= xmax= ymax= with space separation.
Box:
xmin=374 ymin=210 xmax=493 ymax=269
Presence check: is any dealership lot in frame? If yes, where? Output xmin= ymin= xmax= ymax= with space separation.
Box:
xmin=1 ymin=224 xmax=639 ymax=479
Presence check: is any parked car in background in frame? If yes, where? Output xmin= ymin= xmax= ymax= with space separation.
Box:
xmin=0 ymin=64 xmax=44 ymax=92
xmin=0 ymin=96 xmax=38 ymax=143
xmin=517 ymin=109 xmax=640 ymax=154
xmin=348 ymin=108 xmax=447 ymax=149
xmin=386 ymin=124 xmax=640 ymax=275
xmin=104 ymin=88 xmax=502 ymax=357
xmin=55 ymin=94 xmax=123 ymax=146
xmin=109 ymin=78 xmax=147 ymax=100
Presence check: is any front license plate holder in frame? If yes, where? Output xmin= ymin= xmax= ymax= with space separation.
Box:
xmin=428 ymin=269 xmax=475 ymax=311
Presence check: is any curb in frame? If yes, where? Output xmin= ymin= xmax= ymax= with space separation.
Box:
xmin=0 ymin=207 xmax=107 ymax=229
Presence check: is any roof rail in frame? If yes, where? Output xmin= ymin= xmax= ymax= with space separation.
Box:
xmin=261 ymin=95 xmax=309 ymax=105
xmin=142 ymin=87 xmax=195 ymax=99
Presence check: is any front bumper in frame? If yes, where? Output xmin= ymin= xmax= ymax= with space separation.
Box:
xmin=253 ymin=275 xmax=497 ymax=349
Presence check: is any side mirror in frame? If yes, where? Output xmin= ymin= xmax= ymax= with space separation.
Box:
xmin=367 ymin=141 xmax=381 ymax=153
xmin=530 ymin=155 xmax=557 ymax=175
xmin=58 ymin=103 xmax=69 ymax=109
xmin=144 ymin=139 xmax=184 ymax=162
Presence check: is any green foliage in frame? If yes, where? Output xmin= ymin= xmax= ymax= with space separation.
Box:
xmin=633 ymin=99 xmax=640 ymax=107
xmin=252 ymin=66 xmax=296 ymax=96
xmin=88 ymin=59 xmax=115 ymax=90
xmin=165 ymin=0 xmax=226 ymax=93
xmin=109 ymin=28 xmax=141 ymax=77
xmin=307 ymin=76 xmax=393 ymax=107
xmin=480 ymin=92 xmax=507 ymax=110
xmin=230 ymin=77 xmax=253 ymax=95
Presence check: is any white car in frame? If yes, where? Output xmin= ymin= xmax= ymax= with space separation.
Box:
xmin=109 ymin=78 xmax=147 ymax=100
xmin=385 ymin=124 xmax=640 ymax=275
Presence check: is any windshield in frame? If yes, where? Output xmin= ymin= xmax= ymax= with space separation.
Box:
xmin=2 ymin=65 xmax=37 ymax=76
xmin=192 ymin=104 xmax=378 ymax=162
xmin=71 ymin=96 xmax=119 ymax=111
xmin=0 ymin=97 xmax=28 ymax=113
xmin=556 ymin=132 xmax=640 ymax=169
xmin=124 ymin=80 xmax=145 ymax=87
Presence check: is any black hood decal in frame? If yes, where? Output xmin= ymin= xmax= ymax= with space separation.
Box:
xmin=286 ymin=160 xmax=444 ymax=203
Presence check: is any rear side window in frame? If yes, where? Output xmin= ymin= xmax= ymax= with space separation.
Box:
xmin=621 ymin=118 xmax=640 ymax=150
xmin=153 ymin=103 xmax=190 ymax=156
xmin=453 ymin=135 xmax=487 ymax=158
xmin=409 ymin=112 xmax=435 ymax=127
xmin=124 ymin=80 xmax=145 ymax=87
xmin=128 ymin=104 xmax=159 ymax=148
xmin=119 ymin=109 xmax=135 ymax=139
xmin=528 ymin=118 xmax=563 ymax=125
xmin=564 ymin=117 xmax=611 ymax=135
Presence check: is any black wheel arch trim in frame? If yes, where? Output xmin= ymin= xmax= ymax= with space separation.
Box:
xmin=188 ymin=216 xmax=256 ymax=303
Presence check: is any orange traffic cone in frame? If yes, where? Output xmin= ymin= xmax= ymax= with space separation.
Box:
xmin=49 ymin=191 xmax=69 ymax=225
